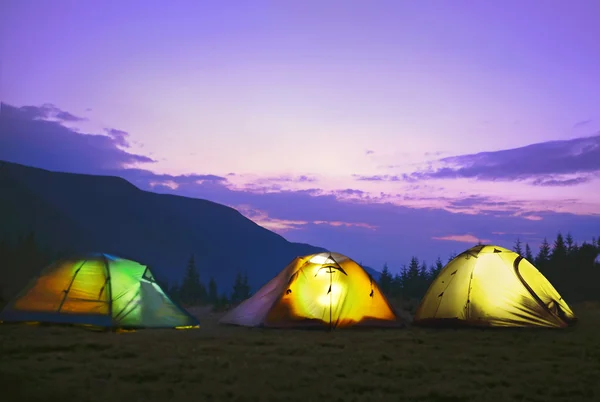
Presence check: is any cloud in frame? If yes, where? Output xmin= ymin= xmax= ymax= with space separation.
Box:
xmin=0 ymin=103 xmax=154 ymax=173
xmin=259 ymin=175 xmax=317 ymax=183
xmin=3 ymin=102 xmax=600 ymax=272
xmin=530 ymin=176 xmax=591 ymax=186
xmin=432 ymin=234 xmax=491 ymax=244
xmin=573 ymin=119 xmax=592 ymax=129
xmin=105 ymin=128 xmax=130 ymax=147
xmin=353 ymin=174 xmax=403 ymax=182
xmin=404 ymin=134 xmax=600 ymax=186
xmin=17 ymin=103 xmax=87 ymax=122
xmin=333 ymin=189 xmax=365 ymax=197
xmin=232 ymin=205 xmax=377 ymax=233
xmin=365 ymin=150 xmax=374 ymax=155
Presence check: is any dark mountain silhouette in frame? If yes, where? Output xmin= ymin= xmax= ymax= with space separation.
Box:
xmin=0 ymin=160 xmax=324 ymax=293
xmin=0 ymin=160 xmax=381 ymax=297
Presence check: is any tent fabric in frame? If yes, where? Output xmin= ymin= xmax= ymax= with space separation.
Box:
xmin=0 ymin=253 xmax=199 ymax=329
xmin=220 ymin=252 xmax=403 ymax=329
xmin=413 ymin=245 xmax=577 ymax=328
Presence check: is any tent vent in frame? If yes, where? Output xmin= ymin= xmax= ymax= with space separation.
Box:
xmin=493 ymin=248 xmax=502 ymax=253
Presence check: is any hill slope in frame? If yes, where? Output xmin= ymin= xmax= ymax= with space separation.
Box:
xmin=0 ymin=161 xmax=328 ymax=297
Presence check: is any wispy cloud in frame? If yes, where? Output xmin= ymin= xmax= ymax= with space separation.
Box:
xmin=353 ymin=174 xmax=404 ymax=182
xmin=403 ymin=134 xmax=600 ymax=186
xmin=233 ymin=205 xmax=377 ymax=233
xmin=573 ymin=119 xmax=593 ymax=129
xmin=16 ymin=103 xmax=88 ymax=123
xmin=432 ymin=234 xmax=491 ymax=244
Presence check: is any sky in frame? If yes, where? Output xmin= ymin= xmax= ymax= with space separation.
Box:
xmin=1 ymin=0 xmax=600 ymax=272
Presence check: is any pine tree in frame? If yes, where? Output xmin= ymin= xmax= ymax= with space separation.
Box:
xmin=551 ymin=232 xmax=567 ymax=262
xmin=241 ymin=273 xmax=251 ymax=299
xmin=231 ymin=272 xmax=250 ymax=304
xmin=208 ymin=276 xmax=218 ymax=304
xmin=536 ymin=238 xmax=551 ymax=269
xmin=179 ymin=254 xmax=204 ymax=306
xmin=391 ymin=272 xmax=402 ymax=298
xmin=378 ymin=263 xmax=393 ymax=295
xmin=418 ymin=260 xmax=429 ymax=296
xmin=513 ymin=238 xmax=523 ymax=255
xmin=525 ymin=243 xmax=534 ymax=262
xmin=404 ymin=257 xmax=421 ymax=299
xmin=231 ymin=272 xmax=242 ymax=304
xmin=398 ymin=265 xmax=409 ymax=296
xmin=431 ymin=256 xmax=444 ymax=279
xmin=565 ymin=233 xmax=577 ymax=256
xmin=447 ymin=252 xmax=457 ymax=263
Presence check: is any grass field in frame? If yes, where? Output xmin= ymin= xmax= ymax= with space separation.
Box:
xmin=1 ymin=304 xmax=599 ymax=402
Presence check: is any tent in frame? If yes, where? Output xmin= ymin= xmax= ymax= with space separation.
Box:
xmin=0 ymin=253 xmax=199 ymax=330
xmin=219 ymin=252 xmax=403 ymax=329
xmin=413 ymin=245 xmax=577 ymax=328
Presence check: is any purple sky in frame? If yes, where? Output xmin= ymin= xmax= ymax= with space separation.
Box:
xmin=2 ymin=0 xmax=600 ymax=271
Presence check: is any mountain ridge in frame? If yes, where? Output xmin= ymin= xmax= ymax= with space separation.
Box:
xmin=0 ymin=160 xmax=381 ymax=299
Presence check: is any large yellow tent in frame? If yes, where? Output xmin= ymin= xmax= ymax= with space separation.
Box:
xmin=219 ymin=252 xmax=403 ymax=329
xmin=414 ymin=245 xmax=576 ymax=328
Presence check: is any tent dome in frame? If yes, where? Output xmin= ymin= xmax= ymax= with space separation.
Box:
xmin=414 ymin=245 xmax=576 ymax=328
xmin=0 ymin=253 xmax=199 ymax=330
xmin=220 ymin=252 xmax=404 ymax=329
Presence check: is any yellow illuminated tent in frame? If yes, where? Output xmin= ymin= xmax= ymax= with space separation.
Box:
xmin=0 ymin=253 xmax=199 ymax=330
xmin=219 ymin=252 xmax=403 ymax=329
xmin=414 ymin=245 xmax=577 ymax=328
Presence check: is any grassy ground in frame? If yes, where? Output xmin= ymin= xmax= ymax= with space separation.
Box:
xmin=1 ymin=303 xmax=599 ymax=402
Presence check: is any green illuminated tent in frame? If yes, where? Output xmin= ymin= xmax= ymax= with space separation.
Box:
xmin=0 ymin=253 xmax=199 ymax=330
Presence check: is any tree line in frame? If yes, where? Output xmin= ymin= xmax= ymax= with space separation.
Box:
xmin=159 ymin=254 xmax=252 ymax=310
xmin=377 ymin=233 xmax=600 ymax=304
xmin=0 ymin=233 xmax=251 ymax=309
xmin=0 ymin=231 xmax=598 ymax=309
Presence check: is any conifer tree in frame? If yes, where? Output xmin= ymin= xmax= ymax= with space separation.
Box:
xmin=551 ymin=232 xmax=567 ymax=262
xmin=513 ymin=238 xmax=523 ymax=255
xmin=525 ymin=243 xmax=534 ymax=262
xmin=430 ymin=256 xmax=444 ymax=279
xmin=231 ymin=272 xmax=251 ymax=304
xmin=447 ymin=252 xmax=457 ymax=263
xmin=241 ymin=273 xmax=251 ymax=299
xmin=208 ymin=276 xmax=218 ymax=304
xmin=565 ymin=233 xmax=577 ymax=256
xmin=179 ymin=254 xmax=205 ymax=305
xmin=536 ymin=238 xmax=551 ymax=270
xmin=378 ymin=263 xmax=393 ymax=295
xmin=391 ymin=272 xmax=402 ymax=298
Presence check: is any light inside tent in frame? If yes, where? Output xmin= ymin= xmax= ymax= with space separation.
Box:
xmin=317 ymin=283 xmax=343 ymax=307
xmin=309 ymin=254 xmax=332 ymax=264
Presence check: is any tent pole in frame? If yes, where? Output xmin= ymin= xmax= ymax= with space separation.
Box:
xmin=329 ymin=271 xmax=332 ymax=332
